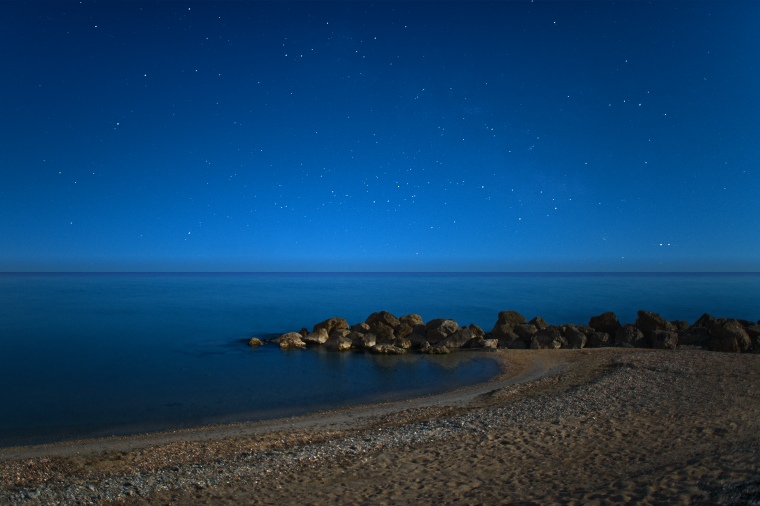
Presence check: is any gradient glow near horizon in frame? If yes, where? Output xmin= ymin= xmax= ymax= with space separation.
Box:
xmin=2 ymin=1 xmax=758 ymax=272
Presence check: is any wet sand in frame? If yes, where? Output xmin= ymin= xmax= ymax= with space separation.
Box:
xmin=2 ymin=349 xmax=759 ymax=505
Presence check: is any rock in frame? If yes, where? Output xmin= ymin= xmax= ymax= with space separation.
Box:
xmin=505 ymin=338 xmax=528 ymax=349
xmin=394 ymin=323 xmax=414 ymax=339
xmin=495 ymin=329 xmax=520 ymax=349
xmin=436 ymin=327 xmax=474 ymax=348
xmin=425 ymin=319 xmax=460 ymax=343
xmin=745 ymin=324 xmax=760 ymax=341
xmin=421 ymin=342 xmax=451 ymax=354
xmin=373 ymin=323 xmax=396 ymax=344
xmin=366 ymin=311 xmax=400 ymax=330
xmin=528 ymin=316 xmax=549 ymax=330
xmin=351 ymin=322 xmax=371 ymax=333
xmin=576 ymin=325 xmax=596 ymax=337
xmin=694 ymin=313 xmax=718 ymax=330
xmin=614 ymin=324 xmax=646 ymax=348
xmin=496 ymin=310 xmax=527 ymax=329
xmin=491 ymin=323 xmax=519 ymax=342
xmin=514 ymin=324 xmax=538 ymax=344
xmin=407 ymin=331 xmax=429 ymax=348
xmin=588 ymin=312 xmax=620 ymax=334
xmin=400 ymin=314 xmax=424 ymax=327
xmin=325 ymin=334 xmax=353 ymax=351
xmin=679 ymin=327 xmax=710 ymax=347
xmin=475 ymin=338 xmax=498 ymax=350
xmin=709 ymin=319 xmax=752 ymax=353
xmin=635 ymin=310 xmax=675 ymax=337
xmin=313 ymin=317 xmax=349 ymax=336
xmin=468 ymin=324 xmax=486 ymax=339
xmin=673 ymin=320 xmax=690 ymax=332
xmin=587 ymin=332 xmax=610 ymax=348
xmin=247 ymin=337 xmax=263 ymax=347
xmin=302 ymin=328 xmax=329 ymax=345
xmin=394 ymin=337 xmax=413 ymax=349
xmin=273 ymin=332 xmax=307 ymax=349
xmin=530 ymin=327 xmax=567 ymax=349
xmin=563 ymin=325 xmax=587 ymax=349
xmin=370 ymin=344 xmax=407 ymax=355
xmin=353 ymin=332 xmax=377 ymax=349
xmin=651 ymin=330 xmax=678 ymax=350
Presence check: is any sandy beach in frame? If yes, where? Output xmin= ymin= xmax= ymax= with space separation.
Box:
xmin=2 ymin=348 xmax=759 ymax=505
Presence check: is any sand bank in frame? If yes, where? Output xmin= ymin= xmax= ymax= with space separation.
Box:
xmin=2 ymin=349 xmax=759 ymax=505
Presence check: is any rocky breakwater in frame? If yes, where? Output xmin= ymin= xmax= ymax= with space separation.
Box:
xmin=249 ymin=310 xmax=760 ymax=355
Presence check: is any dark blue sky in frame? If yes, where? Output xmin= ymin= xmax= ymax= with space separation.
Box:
xmin=2 ymin=1 xmax=758 ymax=272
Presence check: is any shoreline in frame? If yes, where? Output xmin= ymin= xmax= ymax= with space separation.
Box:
xmin=3 ymin=348 xmax=759 ymax=504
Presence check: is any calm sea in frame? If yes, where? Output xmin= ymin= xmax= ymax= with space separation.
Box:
xmin=1 ymin=272 xmax=758 ymax=447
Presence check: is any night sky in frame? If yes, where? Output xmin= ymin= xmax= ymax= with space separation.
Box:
xmin=2 ymin=1 xmax=758 ymax=272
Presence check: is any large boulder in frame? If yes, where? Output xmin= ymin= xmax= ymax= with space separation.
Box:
xmin=436 ymin=327 xmax=474 ymax=348
xmin=351 ymin=322 xmax=371 ymax=333
xmin=370 ymin=344 xmax=407 ymax=355
xmin=366 ymin=311 xmax=401 ymax=330
xmin=394 ymin=323 xmax=414 ymax=339
xmin=352 ymin=332 xmax=377 ymax=349
xmin=514 ymin=324 xmax=538 ymax=344
xmin=614 ymin=324 xmax=646 ymax=348
xmin=425 ymin=319 xmax=460 ymax=343
xmin=394 ymin=337 xmax=413 ymax=349
xmin=468 ymin=324 xmax=486 ymax=339
xmin=496 ymin=310 xmax=527 ymax=330
xmin=588 ymin=312 xmax=621 ymax=334
xmin=247 ymin=337 xmax=263 ymax=347
xmin=679 ymin=327 xmax=710 ymax=347
xmin=530 ymin=327 xmax=567 ymax=349
xmin=528 ymin=316 xmax=549 ymax=330
xmin=694 ymin=313 xmax=718 ymax=330
xmin=302 ymin=327 xmax=329 ymax=345
xmin=400 ymin=314 xmax=424 ymax=327
xmin=709 ymin=319 xmax=752 ymax=352
xmin=587 ymin=332 xmax=610 ymax=348
xmin=273 ymin=332 xmax=307 ymax=349
xmin=313 ymin=317 xmax=349 ymax=335
xmin=473 ymin=338 xmax=498 ymax=350
xmin=563 ymin=325 xmax=587 ymax=349
xmin=325 ymin=333 xmax=353 ymax=351
xmin=635 ymin=310 xmax=675 ymax=337
xmin=420 ymin=342 xmax=451 ymax=354
xmin=651 ymin=330 xmax=678 ymax=350
xmin=373 ymin=323 xmax=396 ymax=345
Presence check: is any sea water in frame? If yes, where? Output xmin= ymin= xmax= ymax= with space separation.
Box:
xmin=0 ymin=272 xmax=758 ymax=447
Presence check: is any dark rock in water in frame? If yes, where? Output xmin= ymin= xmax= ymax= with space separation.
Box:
xmin=248 ymin=337 xmax=263 ymax=347
xmin=394 ymin=323 xmax=414 ymax=339
xmin=635 ymin=310 xmax=675 ymax=337
xmin=408 ymin=331 xmax=429 ymax=348
xmin=302 ymin=328 xmax=329 ymax=345
xmin=352 ymin=332 xmax=377 ymax=349
xmin=679 ymin=327 xmax=710 ymax=347
xmin=709 ymin=319 xmax=752 ymax=353
xmin=400 ymin=314 xmax=424 ymax=327
xmin=563 ymin=325 xmax=587 ymax=349
xmin=615 ymin=324 xmax=646 ymax=348
xmin=651 ymin=330 xmax=678 ymax=350
xmin=436 ymin=327 xmax=474 ymax=348
xmin=374 ymin=324 xmax=396 ymax=345
xmin=370 ymin=344 xmax=407 ymax=355
xmin=313 ymin=317 xmax=349 ymax=336
xmin=528 ymin=316 xmax=549 ymax=330
xmin=514 ymin=324 xmax=538 ymax=344
xmin=531 ymin=327 xmax=567 ymax=349
xmin=420 ymin=341 xmax=451 ymax=354
xmin=366 ymin=311 xmax=400 ymax=330
xmin=325 ymin=333 xmax=353 ymax=351
xmin=496 ymin=310 xmax=527 ymax=330
xmin=588 ymin=312 xmax=620 ymax=334
xmin=273 ymin=332 xmax=307 ymax=349
xmin=587 ymin=332 xmax=610 ymax=348
xmin=394 ymin=337 xmax=413 ymax=349
xmin=426 ymin=319 xmax=460 ymax=343
xmin=351 ymin=322 xmax=371 ymax=333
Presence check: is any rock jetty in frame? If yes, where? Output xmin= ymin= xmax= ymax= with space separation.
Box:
xmin=249 ymin=310 xmax=760 ymax=354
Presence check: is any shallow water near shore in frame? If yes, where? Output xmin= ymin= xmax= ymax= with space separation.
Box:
xmin=1 ymin=272 xmax=758 ymax=447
